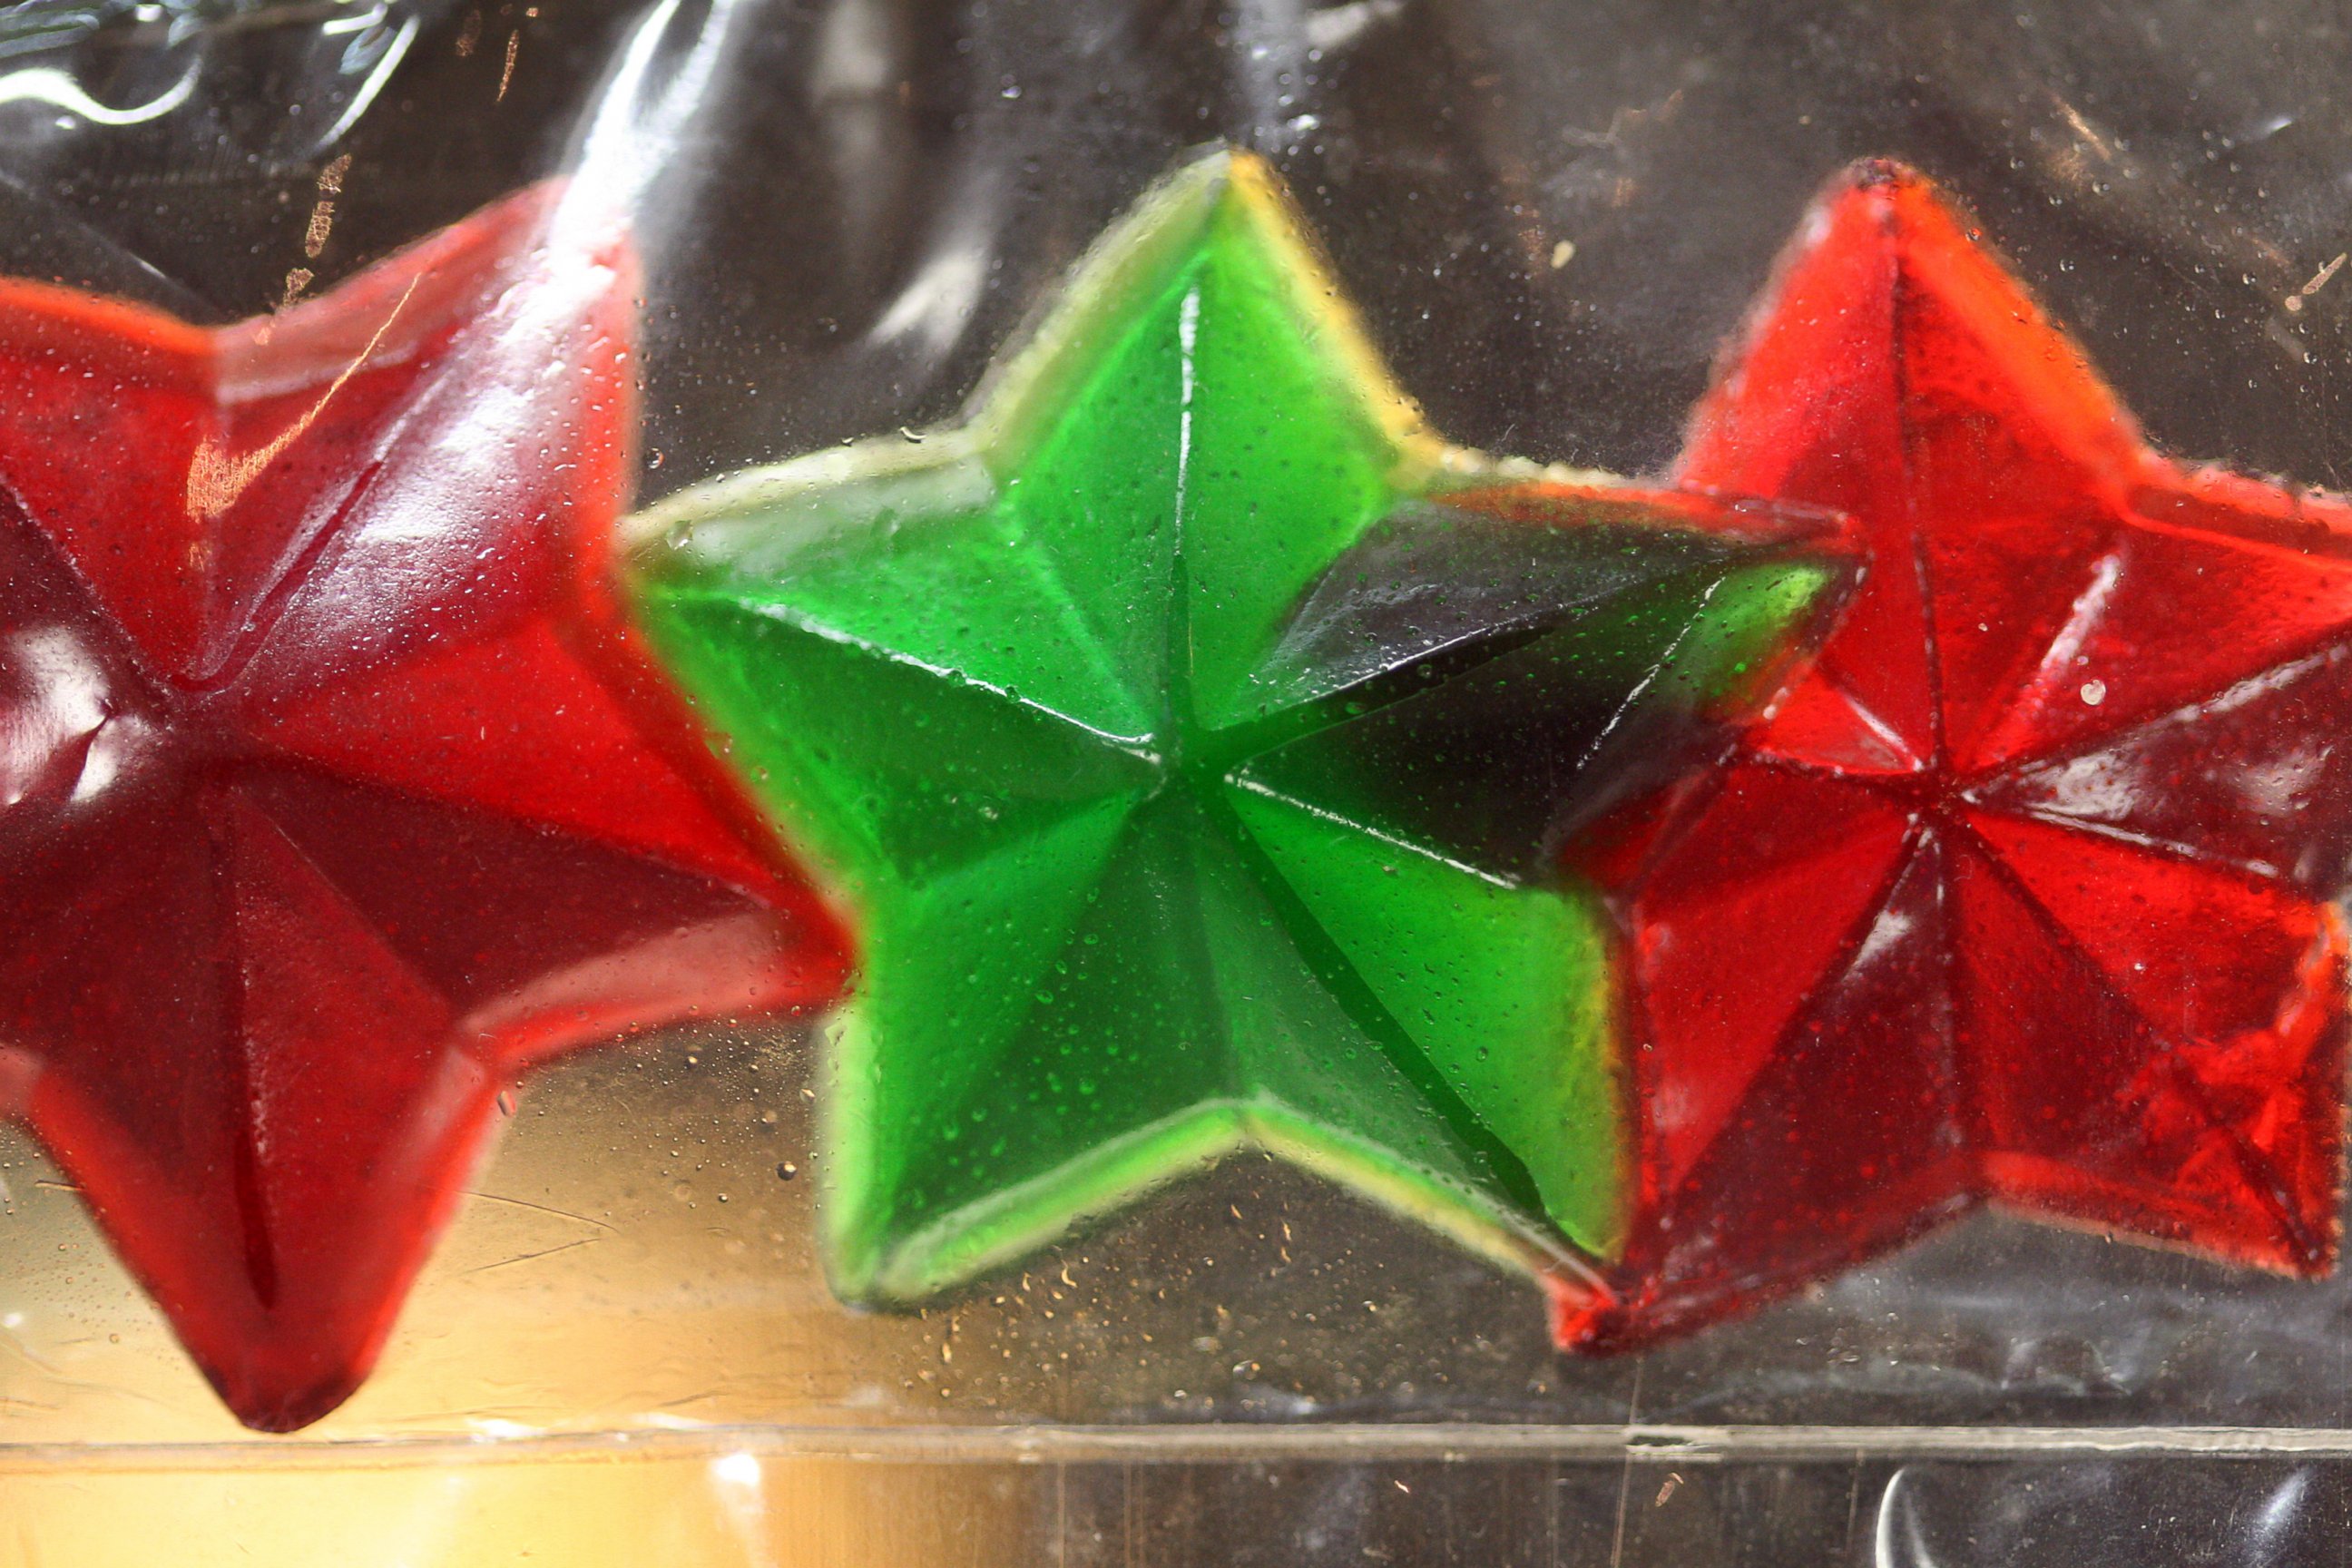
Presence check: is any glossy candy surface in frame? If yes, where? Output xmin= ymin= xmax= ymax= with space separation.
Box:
xmin=0 ymin=185 xmax=844 ymax=1430
xmin=628 ymin=152 xmax=1847 ymax=1308
xmin=1566 ymin=162 xmax=2352 ymax=1348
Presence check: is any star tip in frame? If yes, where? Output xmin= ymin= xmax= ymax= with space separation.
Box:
xmin=1842 ymin=155 xmax=1934 ymax=192
xmin=2286 ymin=1215 xmax=2340 ymax=1279
xmin=1199 ymin=144 xmax=1318 ymax=255
xmin=211 ymin=1366 xmax=368 ymax=1435
xmin=1540 ymin=1269 xmax=1619 ymax=1351
xmin=1804 ymin=157 xmax=1966 ymax=244
xmin=1215 ymin=143 xmax=1282 ymax=195
xmin=1159 ymin=140 xmax=1289 ymax=202
xmin=953 ymin=150 xmax=1259 ymax=465
xmin=1119 ymin=142 xmax=1308 ymax=250
xmin=813 ymin=1207 xmax=901 ymax=1309
xmin=818 ymin=1265 xmax=889 ymax=1313
xmin=1151 ymin=141 xmax=1241 ymax=203
xmin=980 ymin=138 xmax=1427 ymax=477
xmin=823 ymin=1238 xmax=968 ymax=1315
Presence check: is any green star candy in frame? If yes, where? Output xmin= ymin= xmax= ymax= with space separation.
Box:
xmin=623 ymin=149 xmax=1849 ymax=1306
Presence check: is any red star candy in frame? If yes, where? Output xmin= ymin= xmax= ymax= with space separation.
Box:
xmin=0 ymin=185 xmax=844 ymax=1429
xmin=1564 ymin=161 xmax=2352 ymax=1348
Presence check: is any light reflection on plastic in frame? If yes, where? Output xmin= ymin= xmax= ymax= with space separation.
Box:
xmin=0 ymin=61 xmax=193 ymax=123
xmin=0 ymin=0 xmax=429 ymax=152
xmin=0 ymin=625 xmax=111 ymax=808
xmin=710 ymin=1452 xmax=763 ymax=1489
xmin=1871 ymin=1467 xmax=1943 ymax=1568
xmin=312 ymin=7 xmax=421 ymax=147
xmin=710 ymin=1451 xmax=779 ymax=1568
xmin=563 ymin=0 xmax=748 ymax=223
xmin=2247 ymin=1467 xmax=2311 ymax=1555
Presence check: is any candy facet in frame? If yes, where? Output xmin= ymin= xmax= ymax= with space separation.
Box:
xmin=1565 ymin=162 xmax=2352 ymax=1348
xmin=0 ymin=185 xmax=844 ymax=1430
xmin=627 ymin=151 xmax=1849 ymax=1308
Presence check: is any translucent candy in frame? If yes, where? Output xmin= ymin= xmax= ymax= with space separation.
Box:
xmin=0 ymin=183 xmax=844 ymax=1430
xmin=1567 ymin=162 xmax=2352 ymax=1349
xmin=627 ymin=151 xmax=1847 ymax=1313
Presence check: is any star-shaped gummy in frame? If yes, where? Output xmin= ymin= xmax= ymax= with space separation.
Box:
xmin=627 ymin=150 xmax=1849 ymax=1308
xmin=0 ymin=185 xmax=842 ymax=1429
xmin=1564 ymin=161 xmax=2352 ymax=1348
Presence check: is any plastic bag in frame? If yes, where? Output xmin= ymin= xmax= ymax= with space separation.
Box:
xmin=3 ymin=1 xmax=2351 ymax=1563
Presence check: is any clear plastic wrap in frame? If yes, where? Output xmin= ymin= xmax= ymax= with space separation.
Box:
xmin=5 ymin=1 xmax=2352 ymax=1563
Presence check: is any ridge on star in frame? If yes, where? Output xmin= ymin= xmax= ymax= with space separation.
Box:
xmin=0 ymin=182 xmax=845 ymax=1430
xmin=1563 ymin=159 xmax=2352 ymax=1349
xmin=624 ymin=147 xmax=1854 ymax=1309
